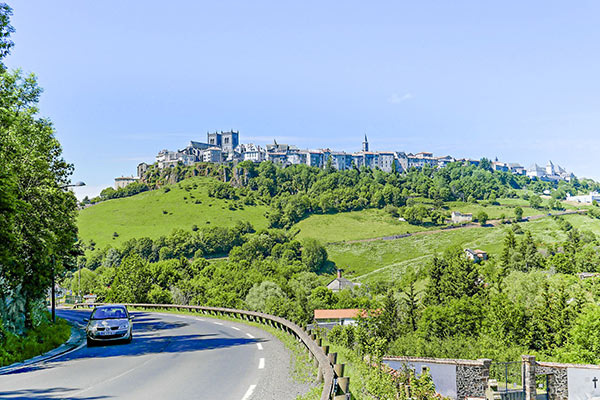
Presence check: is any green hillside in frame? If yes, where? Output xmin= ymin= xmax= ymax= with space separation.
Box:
xmin=294 ymin=197 xmax=577 ymax=244
xmin=294 ymin=208 xmax=439 ymax=243
xmin=77 ymin=177 xmax=269 ymax=249
xmin=325 ymin=213 xmax=600 ymax=283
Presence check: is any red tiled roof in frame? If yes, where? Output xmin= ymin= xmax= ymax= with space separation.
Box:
xmin=314 ymin=309 xmax=376 ymax=320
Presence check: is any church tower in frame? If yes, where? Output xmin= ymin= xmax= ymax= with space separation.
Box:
xmin=362 ymin=134 xmax=369 ymax=152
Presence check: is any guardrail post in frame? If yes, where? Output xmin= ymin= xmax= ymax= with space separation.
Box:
xmin=337 ymin=377 xmax=349 ymax=394
xmin=328 ymin=352 xmax=337 ymax=365
xmin=334 ymin=363 xmax=344 ymax=377
xmin=321 ymin=345 xmax=329 ymax=355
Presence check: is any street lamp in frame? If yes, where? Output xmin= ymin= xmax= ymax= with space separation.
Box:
xmin=51 ymin=181 xmax=86 ymax=323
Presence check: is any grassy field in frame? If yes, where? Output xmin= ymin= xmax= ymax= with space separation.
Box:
xmin=77 ymin=177 xmax=269 ymax=249
xmin=294 ymin=198 xmax=579 ymax=244
xmin=294 ymin=209 xmax=439 ymax=243
xmin=324 ymin=214 xmax=600 ymax=284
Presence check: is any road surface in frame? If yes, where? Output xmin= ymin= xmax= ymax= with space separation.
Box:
xmin=0 ymin=309 xmax=307 ymax=399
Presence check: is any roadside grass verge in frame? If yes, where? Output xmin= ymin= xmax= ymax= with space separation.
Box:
xmin=0 ymin=317 xmax=71 ymax=367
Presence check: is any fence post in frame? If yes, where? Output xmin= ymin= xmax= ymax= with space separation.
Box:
xmin=522 ymin=355 xmax=537 ymax=400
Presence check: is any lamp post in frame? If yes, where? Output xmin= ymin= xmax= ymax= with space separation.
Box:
xmin=51 ymin=181 xmax=86 ymax=323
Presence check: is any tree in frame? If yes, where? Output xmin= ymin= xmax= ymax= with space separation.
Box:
xmin=0 ymin=69 xmax=79 ymax=330
xmin=403 ymin=204 xmax=429 ymax=225
xmin=0 ymin=3 xmax=13 ymax=70
xmin=108 ymin=254 xmax=151 ymax=303
xmin=245 ymin=281 xmax=287 ymax=312
xmin=301 ymin=238 xmax=327 ymax=272
xmin=514 ymin=206 xmax=524 ymax=221
xmin=476 ymin=211 xmax=489 ymax=225
xmin=529 ymin=195 xmax=542 ymax=209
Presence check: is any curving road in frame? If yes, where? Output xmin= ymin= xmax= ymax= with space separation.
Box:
xmin=0 ymin=309 xmax=309 ymax=400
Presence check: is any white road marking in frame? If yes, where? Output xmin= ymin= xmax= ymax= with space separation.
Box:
xmin=256 ymin=343 xmax=263 ymax=350
xmin=231 ymin=326 xmax=241 ymax=331
xmin=258 ymin=358 xmax=265 ymax=369
xmin=241 ymin=384 xmax=257 ymax=400
xmin=196 ymin=318 xmax=204 ymax=321
xmin=246 ymin=333 xmax=255 ymax=338
xmin=213 ymin=321 xmax=223 ymax=326
xmin=72 ymin=357 xmax=154 ymax=396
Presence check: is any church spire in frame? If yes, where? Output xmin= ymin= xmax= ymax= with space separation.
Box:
xmin=362 ymin=134 xmax=369 ymax=152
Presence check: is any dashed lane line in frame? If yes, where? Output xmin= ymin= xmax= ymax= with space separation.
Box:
xmin=258 ymin=358 xmax=265 ymax=369
xmin=256 ymin=343 xmax=263 ymax=350
xmin=231 ymin=326 xmax=241 ymax=331
xmin=241 ymin=384 xmax=257 ymax=400
xmin=246 ymin=333 xmax=255 ymax=338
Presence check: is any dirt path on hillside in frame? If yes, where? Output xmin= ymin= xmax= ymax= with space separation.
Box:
xmin=328 ymin=209 xmax=587 ymax=246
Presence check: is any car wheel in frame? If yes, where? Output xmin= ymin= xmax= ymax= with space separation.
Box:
xmin=87 ymin=337 xmax=95 ymax=347
xmin=125 ymin=333 xmax=132 ymax=344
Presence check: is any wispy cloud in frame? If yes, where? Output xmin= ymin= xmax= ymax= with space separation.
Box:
xmin=388 ymin=93 xmax=413 ymax=104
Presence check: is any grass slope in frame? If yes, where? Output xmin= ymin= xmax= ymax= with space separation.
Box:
xmin=295 ymin=198 xmax=577 ymax=244
xmin=77 ymin=177 xmax=269 ymax=249
xmin=326 ymin=214 xmax=600 ymax=283
xmin=294 ymin=209 xmax=439 ymax=243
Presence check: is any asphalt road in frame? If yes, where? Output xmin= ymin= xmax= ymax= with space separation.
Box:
xmin=0 ymin=309 xmax=304 ymax=400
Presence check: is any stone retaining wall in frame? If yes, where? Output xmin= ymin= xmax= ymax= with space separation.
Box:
xmin=382 ymin=356 xmax=490 ymax=400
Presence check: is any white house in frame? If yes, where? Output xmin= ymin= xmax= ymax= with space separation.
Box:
xmin=451 ymin=211 xmax=473 ymax=224
xmin=326 ymin=269 xmax=360 ymax=292
xmin=566 ymin=192 xmax=600 ymax=204
xmin=114 ymin=176 xmax=139 ymax=189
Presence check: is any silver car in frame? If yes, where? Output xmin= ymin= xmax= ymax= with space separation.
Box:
xmin=84 ymin=304 xmax=133 ymax=346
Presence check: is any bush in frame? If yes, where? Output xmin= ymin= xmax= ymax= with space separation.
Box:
xmin=0 ymin=316 xmax=71 ymax=367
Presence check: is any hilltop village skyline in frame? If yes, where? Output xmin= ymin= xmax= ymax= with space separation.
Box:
xmin=114 ymin=131 xmax=575 ymax=189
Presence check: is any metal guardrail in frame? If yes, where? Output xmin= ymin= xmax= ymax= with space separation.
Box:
xmin=73 ymin=303 xmax=345 ymax=400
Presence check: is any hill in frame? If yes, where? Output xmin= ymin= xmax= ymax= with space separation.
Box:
xmin=325 ymin=211 xmax=600 ymax=283
xmin=77 ymin=177 xmax=269 ymax=249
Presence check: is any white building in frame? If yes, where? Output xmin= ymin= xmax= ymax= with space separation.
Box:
xmin=156 ymin=149 xmax=195 ymax=169
xmin=201 ymin=147 xmax=223 ymax=163
xmin=114 ymin=176 xmax=139 ymax=189
xmin=566 ymin=192 xmax=600 ymax=204
xmin=451 ymin=211 xmax=473 ymax=224
xmin=236 ymin=143 xmax=266 ymax=163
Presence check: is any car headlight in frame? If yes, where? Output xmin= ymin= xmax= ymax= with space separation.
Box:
xmin=119 ymin=323 xmax=129 ymax=330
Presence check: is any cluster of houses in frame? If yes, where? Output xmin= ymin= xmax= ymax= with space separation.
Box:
xmin=113 ymin=130 xmax=576 ymax=188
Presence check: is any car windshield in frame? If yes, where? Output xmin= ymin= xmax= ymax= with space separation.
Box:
xmin=91 ymin=307 xmax=128 ymax=320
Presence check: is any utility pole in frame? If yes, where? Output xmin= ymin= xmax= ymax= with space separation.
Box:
xmin=78 ymin=262 xmax=81 ymax=301
xmin=51 ymin=260 xmax=56 ymax=323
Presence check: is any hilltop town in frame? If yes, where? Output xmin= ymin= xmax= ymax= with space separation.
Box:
xmin=115 ymin=130 xmax=575 ymax=188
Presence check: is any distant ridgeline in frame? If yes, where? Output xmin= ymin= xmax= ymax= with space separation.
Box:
xmin=85 ymin=160 xmax=600 ymax=229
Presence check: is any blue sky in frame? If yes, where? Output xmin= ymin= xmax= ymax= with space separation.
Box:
xmin=6 ymin=1 xmax=600 ymax=198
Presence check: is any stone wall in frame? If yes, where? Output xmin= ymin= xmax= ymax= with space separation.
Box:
xmin=523 ymin=356 xmax=600 ymax=400
xmin=382 ymin=356 xmax=490 ymax=400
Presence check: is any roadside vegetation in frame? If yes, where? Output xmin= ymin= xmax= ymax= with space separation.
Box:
xmin=0 ymin=4 xmax=78 ymax=366
xmin=0 ymin=316 xmax=71 ymax=367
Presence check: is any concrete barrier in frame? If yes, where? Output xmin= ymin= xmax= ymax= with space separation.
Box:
xmin=74 ymin=302 xmax=343 ymax=400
